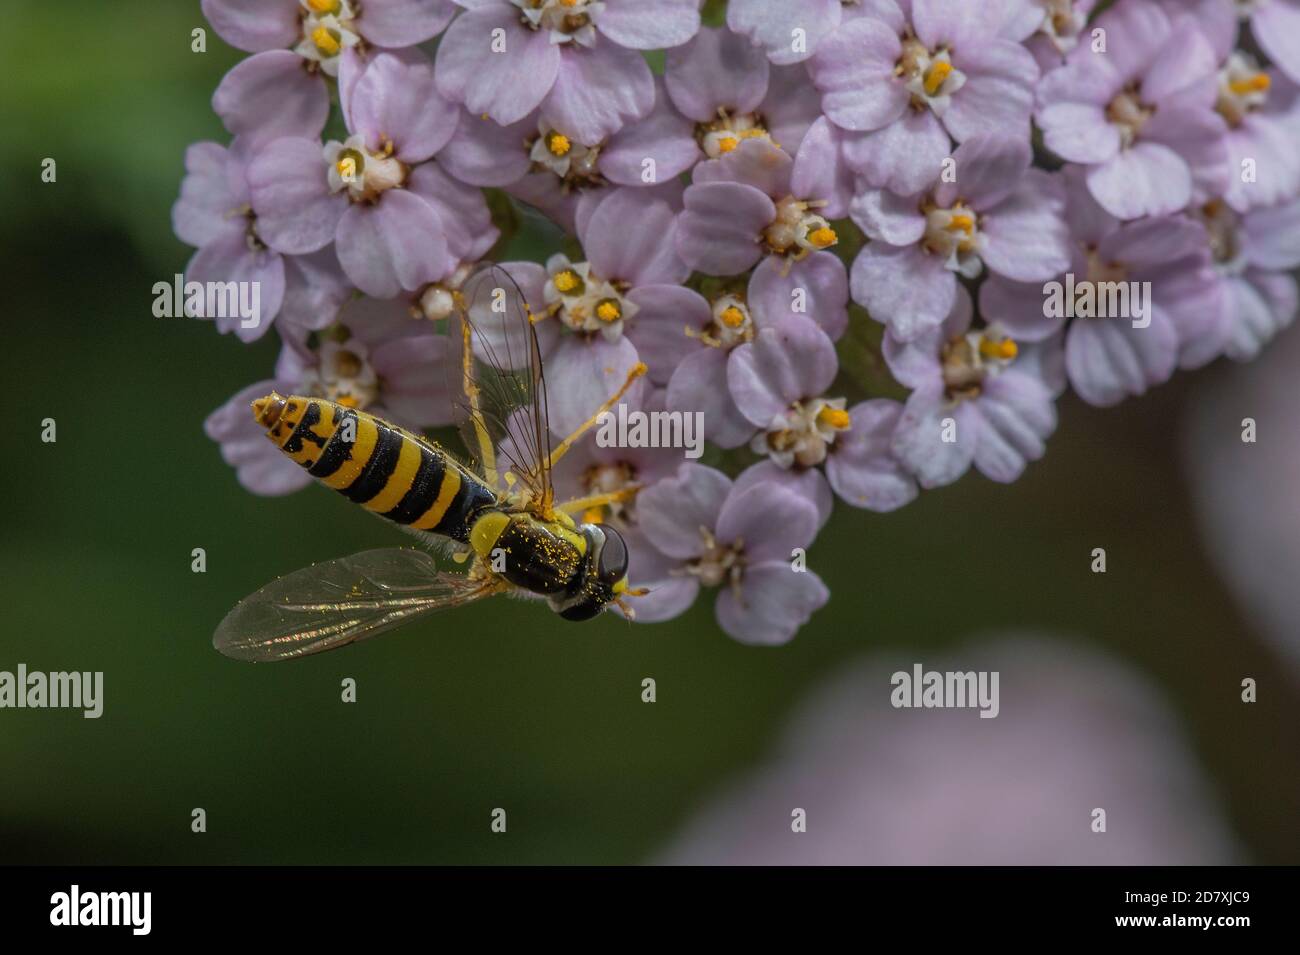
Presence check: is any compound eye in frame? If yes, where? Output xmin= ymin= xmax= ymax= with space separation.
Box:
xmin=559 ymin=600 xmax=603 ymax=622
xmin=596 ymin=525 xmax=628 ymax=583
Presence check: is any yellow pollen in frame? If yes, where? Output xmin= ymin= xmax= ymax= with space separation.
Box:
xmin=808 ymin=226 xmax=838 ymax=249
xmin=336 ymin=156 xmax=357 ymax=181
xmin=817 ymin=407 xmax=851 ymax=430
xmin=949 ymin=213 xmax=975 ymax=234
xmin=312 ymin=25 xmax=341 ymax=57
xmin=306 ymin=0 xmax=339 ymax=12
xmin=720 ymin=305 xmax=746 ymax=327
xmin=1229 ymin=73 xmax=1271 ymax=95
xmin=336 ymin=394 xmax=360 ymax=409
xmin=560 ymin=0 xmax=580 ymax=6
xmin=582 ymin=507 xmax=604 ymax=524
xmin=718 ymin=136 xmax=739 ymax=153
xmin=553 ymin=269 xmax=581 ymax=294
xmin=547 ymin=132 xmax=572 ymax=156
xmin=596 ymin=300 xmax=622 ymax=323
xmin=979 ymin=337 xmax=1018 ymax=361
xmin=923 ymin=60 xmax=953 ymax=97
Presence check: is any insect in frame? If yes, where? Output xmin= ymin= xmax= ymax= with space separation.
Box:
xmin=214 ymin=265 xmax=648 ymax=662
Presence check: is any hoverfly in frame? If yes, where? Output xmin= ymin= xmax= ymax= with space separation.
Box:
xmin=214 ymin=265 xmax=648 ymax=662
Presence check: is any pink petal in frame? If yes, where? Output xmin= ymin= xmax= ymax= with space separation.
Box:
xmin=1086 ymin=143 xmax=1192 ymax=220
xmin=335 ymin=191 xmax=449 ymax=297
xmin=664 ymin=25 xmax=769 ymax=121
xmin=808 ymin=16 xmax=908 ymax=131
xmin=598 ymin=0 xmax=701 ymax=50
xmin=715 ymin=562 xmax=829 ymax=645
xmin=359 ymin=0 xmax=458 ymax=47
xmin=173 ymin=142 xmax=242 ymax=248
xmin=201 ymin=0 xmax=299 ymax=53
xmin=541 ymin=42 xmax=655 ymax=145
xmin=435 ymin=9 xmax=559 ymax=125
xmin=750 ymin=253 xmax=849 ymax=340
xmin=584 ymin=188 xmax=689 ymax=286
xmin=676 ymin=181 xmax=774 ymax=275
xmin=850 ymin=243 xmax=956 ymax=341
xmin=825 ymin=399 xmax=918 ymax=511
xmin=842 ymin=109 xmax=953 ymax=196
xmin=439 ymin=110 xmax=534 ymax=187
xmin=625 ymin=284 xmax=710 ymax=383
xmin=666 ymin=349 xmax=757 ymax=450
xmin=543 ymin=335 xmax=646 ymax=440
xmin=637 ymin=463 xmax=733 ymax=559
xmin=350 ymin=49 xmax=459 ymax=162
xmin=728 ymin=0 xmax=843 ymax=65
xmin=942 ymin=40 xmax=1038 ymax=142
xmin=406 ymin=162 xmax=498 ymax=263
xmin=212 ymin=50 xmax=329 ymax=145
xmin=247 ymin=136 xmax=345 ymax=254
xmin=716 ymin=483 xmax=820 ymax=561
xmin=185 ymin=232 xmax=286 ymax=342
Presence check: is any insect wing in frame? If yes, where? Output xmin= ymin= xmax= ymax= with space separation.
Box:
xmin=453 ymin=263 xmax=554 ymax=503
xmin=213 ymin=548 xmax=502 ymax=662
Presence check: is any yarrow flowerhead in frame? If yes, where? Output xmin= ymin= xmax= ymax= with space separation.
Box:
xmin=179 ymin=0 xmax=1299 ymax=645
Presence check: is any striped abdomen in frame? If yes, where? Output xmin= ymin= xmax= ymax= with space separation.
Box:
xmin=252 ymin=393 xmax=498 ymax=542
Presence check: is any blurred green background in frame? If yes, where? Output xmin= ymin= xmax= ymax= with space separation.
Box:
xmin=2 ymin=0 xmax=1297 ymax=864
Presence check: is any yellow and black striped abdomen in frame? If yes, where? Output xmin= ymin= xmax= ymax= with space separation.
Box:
xmin=252 ymin=393 xmax=498 ymax=542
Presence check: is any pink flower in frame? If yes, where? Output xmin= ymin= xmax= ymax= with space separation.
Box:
xmin=1036 ymin=0 xmax=1229 ymax=219
xmin=657 ymin=635 xmax=1238 ymax=864
xmin=810 ymin=0 xmax=1041 ymax=195
xmin=434 ymin=0 xmax=700 ymax=144
xmin=634 ymin=463 xmax=829 ymax=643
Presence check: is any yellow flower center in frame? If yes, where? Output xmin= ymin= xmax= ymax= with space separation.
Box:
xmin=311 ymin=25 xmax=342 ymax=57
xmin=546 ymin=131 xmax=572 ymax=157
xmin=978 ymin=336 xmax=1018 ymax=361
xmin=948 ymin=213 xmax=975 ymax=235
xmin=923 ymin=60 xmax=953 ymax=96
xmin=718 ymin=136 xmax=739 ymax=153
xmin=720 ymin=305 xmax=746 ymax=328
xmin=306 ymin=0 xmax=340 ymax=12
xmin=1229 ymin=72 xmax=1270 ymax=96
xmin=807 ymin=226 xmax=838 ymax=249
xmin=553 ymin=269 xmax=583 ymax=295
xmin=596 ymin=299 xmax=622 ymax=323
xmin=817 ymin=406 xmax=851 ymax=430
xmin=333 ymin=147 xmax=366 ymax=186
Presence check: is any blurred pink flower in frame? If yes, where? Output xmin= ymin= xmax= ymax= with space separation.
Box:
xmin=1183 ymin=325 xmax=1300 ymax=673
xmin=657 ymin=635 xmax=1238 ymax=864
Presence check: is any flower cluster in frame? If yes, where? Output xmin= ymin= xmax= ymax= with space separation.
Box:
xmin=177 ymin=0 xmax=1300 ymax=644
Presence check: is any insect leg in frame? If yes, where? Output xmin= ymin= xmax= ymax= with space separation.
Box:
xmin=546 ymin=361 xmax=648 ymax=470
xmin=460 ymin=310 xmax=499 ymax=488
xmin=555 ymin=485 xmax=642 ymax=517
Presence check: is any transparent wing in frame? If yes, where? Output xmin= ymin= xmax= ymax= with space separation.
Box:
xmin=213 ymin=549 xmax=504 ymax=662
xmin=452 ymin=263 xmax=553 ymax=504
